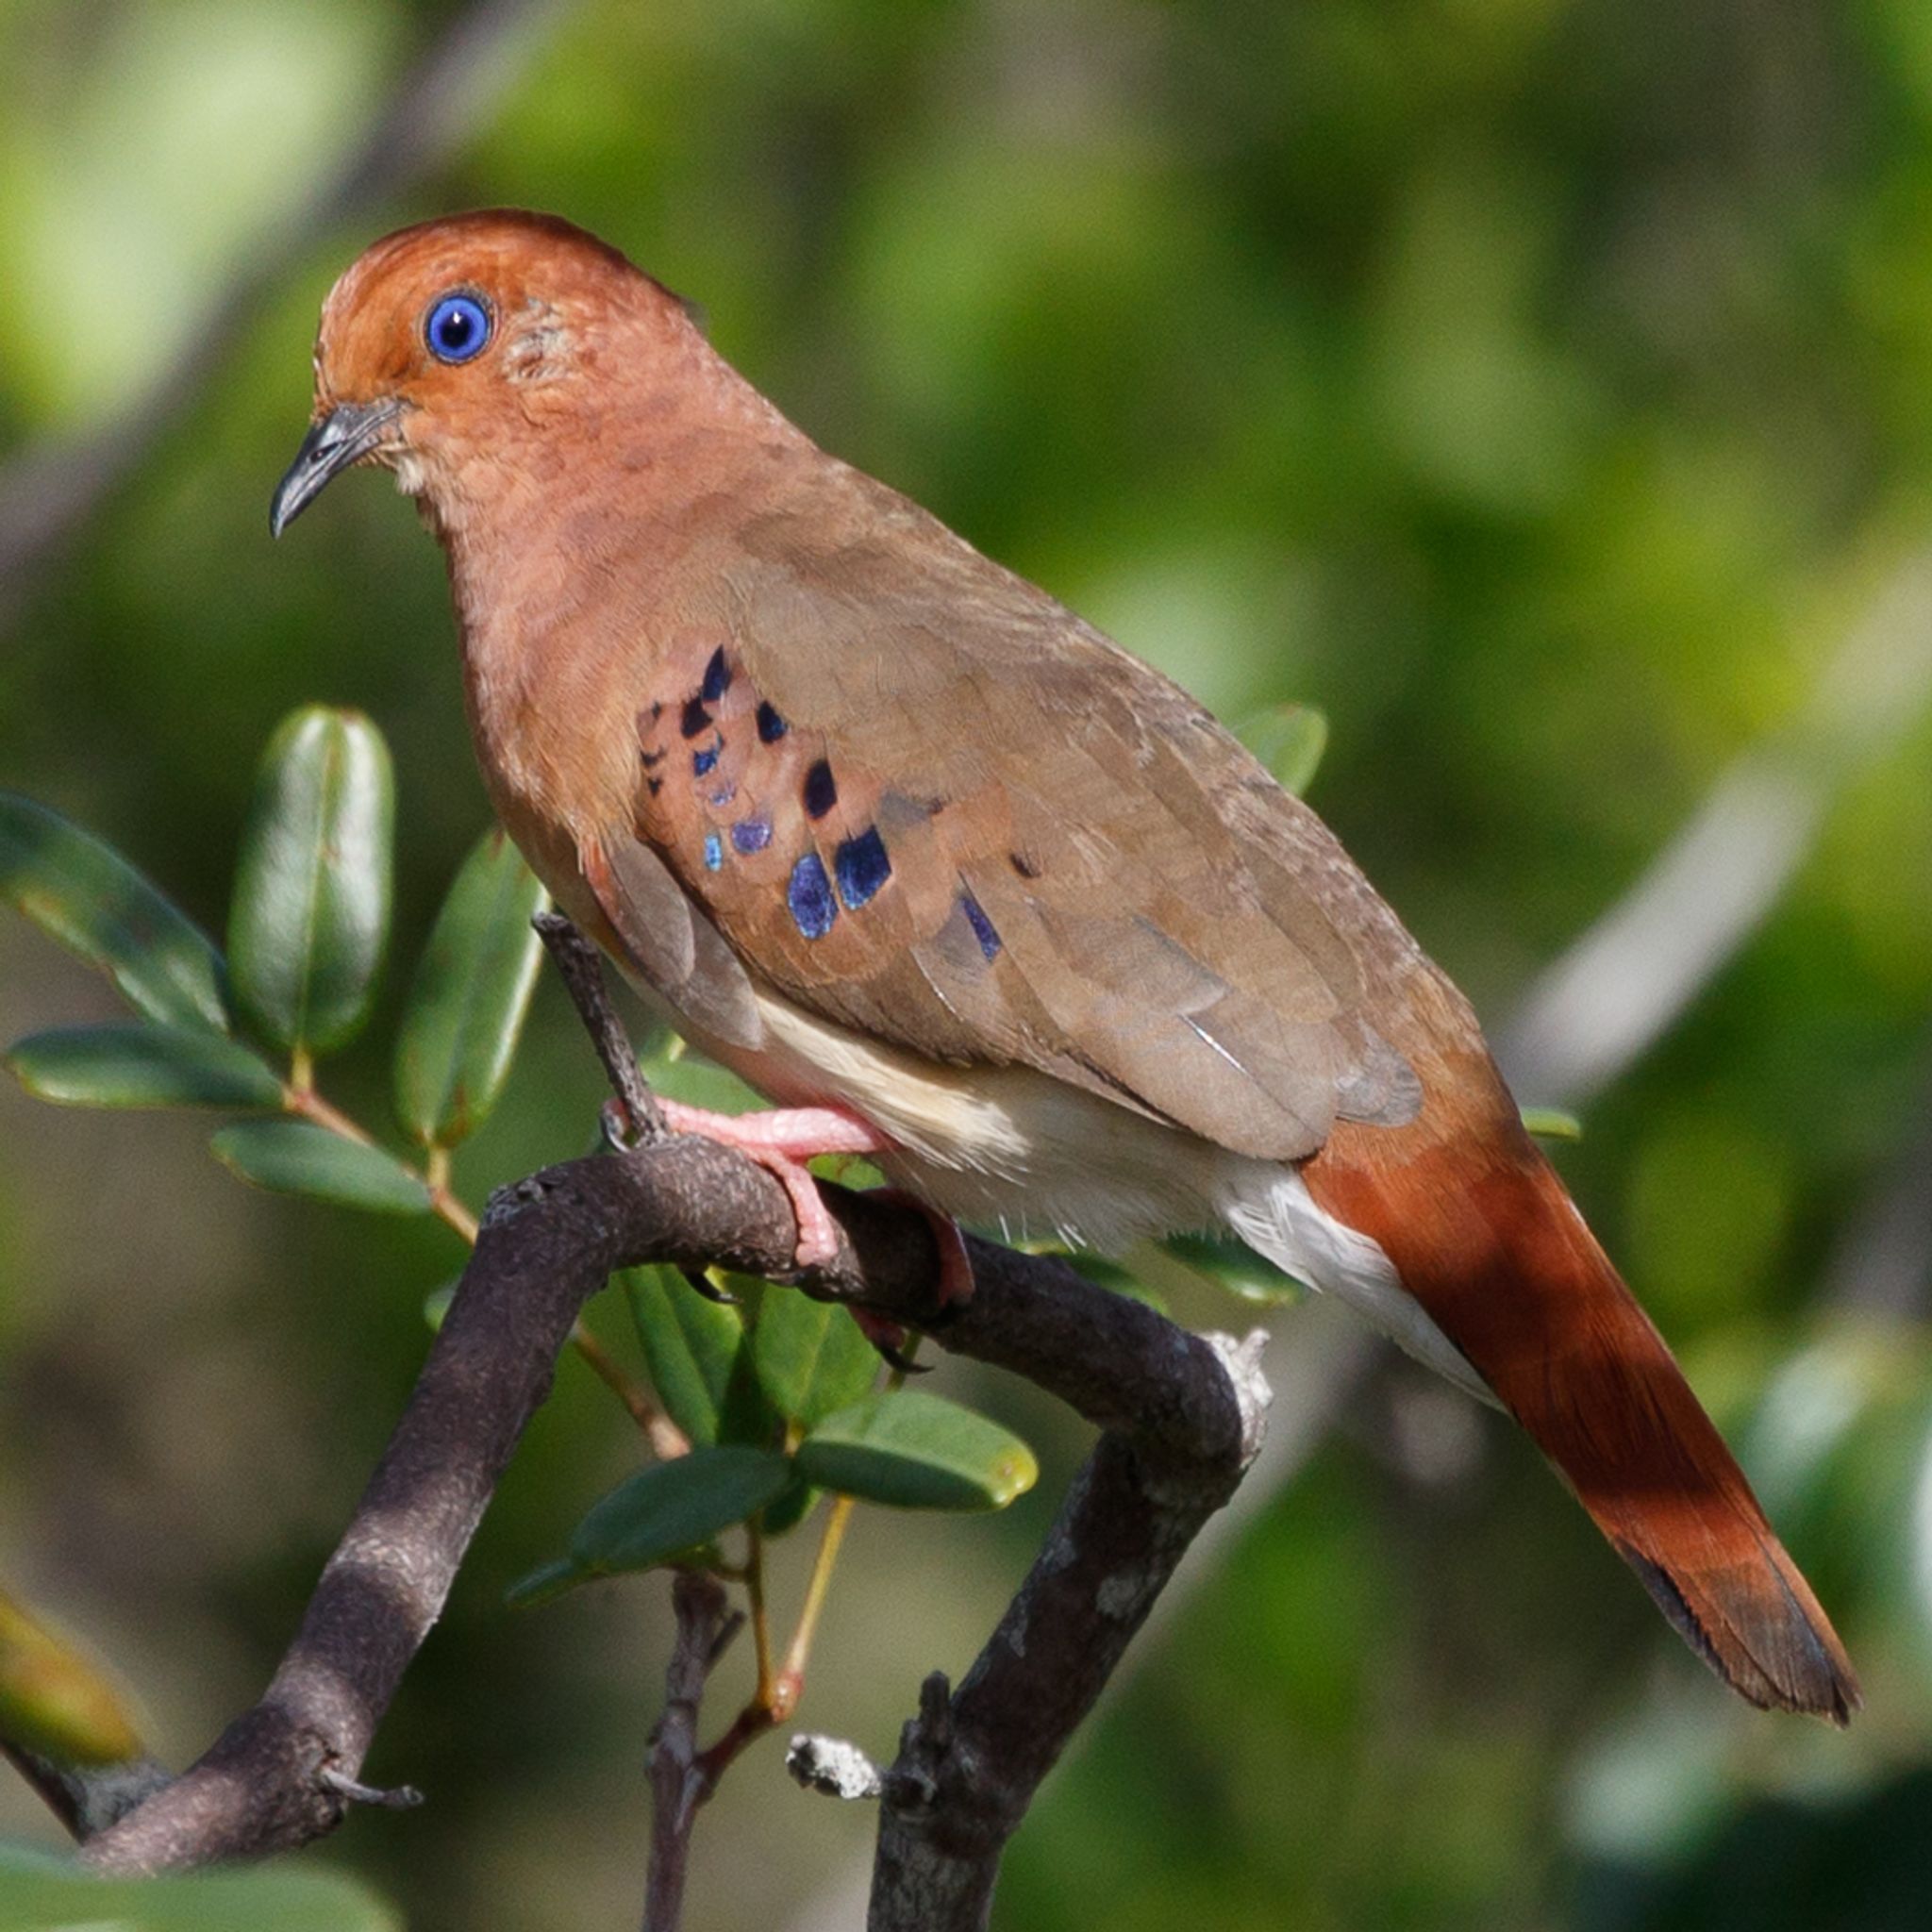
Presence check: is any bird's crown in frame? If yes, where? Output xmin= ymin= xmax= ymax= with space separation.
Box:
xmin=309 ymin=208 xmax=691 ymax=415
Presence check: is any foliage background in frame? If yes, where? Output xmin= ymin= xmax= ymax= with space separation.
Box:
xmin=3 ymin=0 xmax=1931 ymax=1925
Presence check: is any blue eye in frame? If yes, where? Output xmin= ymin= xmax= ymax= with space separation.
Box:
xmin=425 ymin=292 xmax=491 ymax=364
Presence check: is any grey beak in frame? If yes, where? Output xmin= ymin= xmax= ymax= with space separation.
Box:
xmin=270 ymin=398 xmax=404 ymax=537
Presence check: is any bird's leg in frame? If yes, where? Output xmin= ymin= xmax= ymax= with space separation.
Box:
xmin=649 ymin=1100 xmax=884 ymax=1270
xmin=628 ymin=1101 xmax=977 ymax=1325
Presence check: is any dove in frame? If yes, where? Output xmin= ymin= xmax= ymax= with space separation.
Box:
xmin=272 ymin=210 xmax=1857 ymax=1721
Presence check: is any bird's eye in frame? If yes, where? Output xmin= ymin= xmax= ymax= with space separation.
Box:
xmin=424 ymin=292 xmax=491 ymax=365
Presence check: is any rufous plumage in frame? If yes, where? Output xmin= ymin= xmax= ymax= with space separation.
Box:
xmin=273 ymin=210 xmax=1857 ymax=1722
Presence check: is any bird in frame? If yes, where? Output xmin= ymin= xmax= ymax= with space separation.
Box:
xmin=271 ymin=208 xmax=1857 ymax=1722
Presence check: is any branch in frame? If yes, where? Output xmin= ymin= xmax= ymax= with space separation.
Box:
xmin=642 ymin=1575 xmax=742 ymax=1932
xmin=69 ymin=1106 xmax=1260 ymax=1875
xmin=0 ymin=0 xmax=579 ymax=630
xmin=865 ymin=1331 xmax=1268 ymax=1931
xmin=1496 ymin=548 xmax=1932 ymax=1106
xmin=0 ymin=1743 xmax=171 ymax=1842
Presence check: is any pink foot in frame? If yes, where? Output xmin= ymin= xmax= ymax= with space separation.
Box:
xmin=656 ymin=1100 xmax=886 ymax=1271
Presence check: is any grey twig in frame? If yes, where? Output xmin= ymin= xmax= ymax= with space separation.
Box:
xmin=641 ymin=1575 xmax=741 ymax=1932
xmin=1497 ymin=549 xmax=1932 ymax=1107
xmin=0 ymin=1743 xmax=172 ymax=1842
xmin=534 ymin=911 xmax=668 ymax=1143
xmin=0 ymin=0 xmax=578 ymax=627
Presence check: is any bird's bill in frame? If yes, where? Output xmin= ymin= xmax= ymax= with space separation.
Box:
xmin=269 ymin=398 xmax=405 ymax=536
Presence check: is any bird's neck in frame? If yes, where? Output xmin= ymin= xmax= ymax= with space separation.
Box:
xmin=429 ymin=349 xmax=812 ymax=889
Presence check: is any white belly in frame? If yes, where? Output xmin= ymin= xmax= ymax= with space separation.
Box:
xmin=618 ymin=944 xmax=1493 ymax=1407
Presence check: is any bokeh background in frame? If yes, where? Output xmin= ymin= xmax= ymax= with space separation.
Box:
xmin=4 ymin=0 xmax=1932 ymax=1925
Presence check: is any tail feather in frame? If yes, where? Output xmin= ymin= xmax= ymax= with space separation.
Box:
xmin=1291 ymin=1115 xmax=1859 ymax=1723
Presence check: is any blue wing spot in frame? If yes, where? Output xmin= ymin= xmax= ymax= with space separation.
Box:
xmin=692 ymin=742 xmax=721 ymax=778
xmin=803 ymin=758 xmax=838 ymax=820
xmin=731 ymin=816 xmax=772 ymax=855
xmin=680 ymin=695 xmax=710 ymax=739
xmin=703 ymin=832 xmax=724 ymax=872
xmin=960 ymin=891 xmax=1001 ymax=961
xmin=757 ymin=701 xmax=788 ymax=743
xmin=788 ymin=853 xmax=838 ymax=940
xmin=835 ymin=828 xmax=891 ymax=909
xmin=701 ymin=647 xmax=731 ymax=704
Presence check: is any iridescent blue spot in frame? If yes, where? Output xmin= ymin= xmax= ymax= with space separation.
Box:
xmin=731 ymin=816 xmax=772 ymax=855
xmin=680 ymin=695 xmax=710 ymax=739
xmin=788 ymin=853 xmax=838 ymax=940
xmin=803 ymin=758 xmax=837 ymax=820
xmin=708 ymin=782 xmax=737 ymax=808
xmin=757 ymin=701 xmax=788 ymax=743
xmin=835 ymin=828 xmax=891 ymax=909
xmin=960 ymin=891 xmax=1001 ymax=961
xmin=703 ymin=832 xmax=724 ymax=872
xmin=692 ymin=742 xmax=720 ymax=777
xmin=701 ymin=647 xmax=731 ymax=704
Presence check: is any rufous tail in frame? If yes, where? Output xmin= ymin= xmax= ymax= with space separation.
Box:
xmin=1303 ymin=1118 xmax=1859 ymax=1723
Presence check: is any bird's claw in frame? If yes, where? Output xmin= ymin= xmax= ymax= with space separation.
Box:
xmin=851 ymin=1309 xmax=931 ymax=1373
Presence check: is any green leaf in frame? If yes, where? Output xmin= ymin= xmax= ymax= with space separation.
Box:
xmin=758 ymin=1473 xmax=822 ymax=1539
xmin=393 ymin=827 xmax=549 ymax=1148
xmin=1241 ymin=703 xmax=1330 ymax=797
xmin=503 ymin=1557 xmax=580 ymax=1610
xmin=227 ymin=708 xmax=394 ymax=1057
xmin=0 ymin=1843 xmax=401 ymax=1932
xmin=423 ymin=1280 xmax=458 ymax=1332
xmin=510 ymin=1446 xmax=794 ymax=1604
xmin=797 ymin=1391 xmax=1038 ymax=1511
xmin=0 ymin=1589 xmax=142 ymax=1766
xmin=752 ymin=1287 xmax=879 ymax=1427
xmin=210 ymin=1120 xmax=431 ymax=1214
xmin=1521 ymin=1106 xmax=1583 ymax=1141
xmin=5 ymin=1024 xmax=284 ymax=1110
xmin=0 ymin=792 xmax=229 ymax=1032
xmin=1138 ymin=1232 xmax=1304 ymax=1307
xmin=622 ymin=1267 xmax=772 ymax=1445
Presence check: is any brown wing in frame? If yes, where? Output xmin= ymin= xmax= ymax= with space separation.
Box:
xmin=600 ymin=475 xmax=1421 ymax=1161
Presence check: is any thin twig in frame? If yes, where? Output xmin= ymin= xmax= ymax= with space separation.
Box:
xmin=0 ymin=0 xmax=581 ymax=629
xmin=642 ymin=1574 xmax=739 ymax=1932
xmin=0 ymin=1743 xmax=172 ymax=1842
xmin=535 ymin=912 xmax=669 ymax=1143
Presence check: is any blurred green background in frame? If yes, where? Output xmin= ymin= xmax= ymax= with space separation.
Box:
xmin=4 ymin=0 xmax=1932 ymax=1926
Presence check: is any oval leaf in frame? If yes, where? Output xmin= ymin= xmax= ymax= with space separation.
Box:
xmin=393 ymin=827 xmax=549 ymax=1148
xmin=623 ymin=1267 xmax=772 ymax=1446
xmin=0 ymin=792 xmax=229 ymax=1032
xmin=0 ymin=1590 xmax=143 ymax=1765
xmin=227 ymin=708 xmax=394 ymax=1057
xmin=1142 ymin=1232 xmax=1303 ymax=1307
xmin=1241 ymin=703 xmax=1329 ymax=797
xmin=570 ymin=1445 xmax=793 ymax=1575
xmin=0 ymin=1847 xmax=402 ymax=1932
xmin=797 ymin=1391 xmax=1038 ymax=1511
xmin=210 ymin=1120 xmax=431 ymax=1213
xmin=753 ymin=1287 xmax=879 ymax=1427
xmin=6 ymin=1024 xmax=284 ymax=1110
xmin=758 ymin=1472 xmax=822 ymax=1539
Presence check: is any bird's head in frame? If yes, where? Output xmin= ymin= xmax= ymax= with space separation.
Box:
xmin=270 ymin=209 xmax=697 ymax=538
